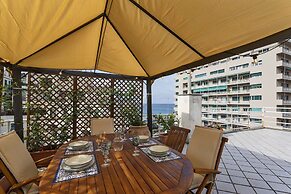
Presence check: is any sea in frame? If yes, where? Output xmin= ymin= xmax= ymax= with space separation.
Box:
xmin=143 ymin=104 xmax=175 ymax=115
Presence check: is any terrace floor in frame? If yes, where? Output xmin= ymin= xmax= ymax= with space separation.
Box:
xmin=199 ymin=128 xmax=291 ymax=194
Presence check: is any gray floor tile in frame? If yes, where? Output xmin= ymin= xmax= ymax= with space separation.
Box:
xmin=254 ymin=188 xmax=276 ymax=194
xmin=224 ymin=163 xmax=240 ymax=170
xmin=261 ymin=174 xmax=283 ymax=183
xmin=227 ymin=169 xmax=245 ymax=177
xmin=230 ymin=176 xmax=250 ymax=186
xmin=255 ymin=167 xmax=274 ymax=175
xmin=279 ymin=177 xmax=291 ymax=185
xmin=216 ymin=181 xmax=236 ymax=193
xmin=248 ymin=179 xmax=271 ymax=189
xmin=236 ymin=160 xmax=251 ymax=167
xmin=240 ymin=166 xmax=256 ymax=173
xmin=244 ymin=172 xmax=263 ymax=180
xmin=271 ymin=170 xmax=290 ymax=178
xmin=234 ymin=185 xmax=256 ymax=194
xmin=268 ymin=182 xmax=291 ymax=193
xmin=216 ymin=174 xmax=231 ymax=183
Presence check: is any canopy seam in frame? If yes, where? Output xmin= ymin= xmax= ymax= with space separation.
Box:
xmin=15 ymin=13 xmax=104 ymax=65
xmin=128 ymin=0 xmax=205 ymax=59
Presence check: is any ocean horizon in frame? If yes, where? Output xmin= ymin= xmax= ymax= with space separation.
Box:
xmin=143 ymin=103 xmax=174 ymax=115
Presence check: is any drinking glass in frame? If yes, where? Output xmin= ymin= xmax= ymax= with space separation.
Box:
xmin=101 ymin=143 xmax=111 ymax=167
xmin=121 ymin=127 xmax=127 ymax=142
xmin=132 ymin=136 xmax=140 ymax=156
xmin=95 ymin=138 xmax=101 ymax=151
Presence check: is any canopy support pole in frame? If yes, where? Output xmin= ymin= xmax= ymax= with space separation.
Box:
xmin=146 ymin=79 xmax=153 ymax=136
xmin=12 ymin=66 xmax=24 ymax=140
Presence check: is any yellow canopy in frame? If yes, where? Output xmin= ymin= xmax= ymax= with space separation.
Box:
xmin=1 ymin=0 xmax=291 ymax=78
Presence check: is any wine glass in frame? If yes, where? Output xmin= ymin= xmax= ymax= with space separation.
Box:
xmin=121 ymin=127 xmax=127 ymax=142
xmin=132 ymin=136 xmax=140 ymax=156
xmin=95 ymin=138 xmax=101 ymax=151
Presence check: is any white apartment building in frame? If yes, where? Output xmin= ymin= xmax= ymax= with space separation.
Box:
xmin=175 ymin=42 xmax=291 ymax=131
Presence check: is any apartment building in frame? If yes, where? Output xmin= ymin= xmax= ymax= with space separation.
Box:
xmin=175 ymin=42 xmax=291 ymax=131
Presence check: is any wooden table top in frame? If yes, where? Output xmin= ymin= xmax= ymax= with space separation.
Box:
xmin=39 ymin=135 xmax=193 ymax=194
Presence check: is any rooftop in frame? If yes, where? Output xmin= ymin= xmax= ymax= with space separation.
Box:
xmin=203 ymin=128 xmax=291 ymax=194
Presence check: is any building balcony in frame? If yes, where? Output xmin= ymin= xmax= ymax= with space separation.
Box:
xmin=277 ymin=86 xmax=291 ymax=93
xmin=277 ymin=61 xmax=291 ymax=68
xmin=277 ymin=73 xmax=291 ymax=80
xmin=227 ymin=90 xmax=250 ymax=95
xmin=227 ymin=79 xmax=250 ymax=85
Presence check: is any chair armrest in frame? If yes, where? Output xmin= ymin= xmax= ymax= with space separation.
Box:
xmin=35 ymin=155 xmax=54 ymax=166
xmin=193 ymin=168 xmax=221 ymax=175
xmin=8 ymin=175 xmax=41 ymax=193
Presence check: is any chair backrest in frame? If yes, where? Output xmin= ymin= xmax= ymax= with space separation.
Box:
xmin=165 ymin=126 xmax=190 ymax=153
xmin=186 ymin=126 xmax=225 ymax=170
xmin=91 ymin=118 xmax=114 ymax=135
xmin=0 ymin=131 xmax=38 ymax=192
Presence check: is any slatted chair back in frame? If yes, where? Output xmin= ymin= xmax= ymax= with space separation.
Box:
xmin=0 ymin=131 xmax=39 ymax=194
xmin=91 ymin=118 xmax=114 ymax=135
xmin=186 ymin=126 xmax=223 ymax=170
xmin=165 ymin=126 xmax=190 ymax=153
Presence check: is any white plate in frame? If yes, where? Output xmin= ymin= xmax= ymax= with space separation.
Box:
xmin=68 ymin=143 xmax=90 ymax=151
xmin=64 ymin=155 xmax=93 ymax=168
xmin=69 ymin=141 xmax=89 ymax=150
xmin=139 ymin=135 xmax=149 ymax=143
xmin=148 ymin=151 xmax=170 ymax=157
xmin=149 ymin=145 xmax=169 ymax=154
xmin=63 ymin=159 xmax=95 ymax=172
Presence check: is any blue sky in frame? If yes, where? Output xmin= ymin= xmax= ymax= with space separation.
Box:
xmin=143 ymin=74 xmax=175 ymax=104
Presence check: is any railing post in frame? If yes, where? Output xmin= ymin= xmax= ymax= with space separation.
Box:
xmin=72 ymin=76 xmax=77 ymax=139
xmin=110 ymin=79 xmax=114 ymax=118
xmin=12 ymin=66 xmax=24 ymax=140
xmin=146 ymin=79 xmax=153 ymax=135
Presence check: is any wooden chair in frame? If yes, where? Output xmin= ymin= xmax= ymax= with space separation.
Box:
xmin=187 ymin=126 xmax=228 ymax=194
xmin=90 ymin=117 xmax=114 ymax=135
xmin=165 ymin=126 xmax=190 ymax=153
xmin=0 ymin=131 xmax=53 ymax=194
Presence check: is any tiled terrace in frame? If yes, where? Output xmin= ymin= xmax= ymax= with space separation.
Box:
xmin=207 ymin=128 xmax=291 ymax=194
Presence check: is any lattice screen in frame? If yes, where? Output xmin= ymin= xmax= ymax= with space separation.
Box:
xmin=27 ymin=73 xmax=143 ymax=151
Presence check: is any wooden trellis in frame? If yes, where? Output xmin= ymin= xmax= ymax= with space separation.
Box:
xmin=27 ymin=72 xmax=143 ymax=151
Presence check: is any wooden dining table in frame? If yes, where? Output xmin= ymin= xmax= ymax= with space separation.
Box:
xmin=39 ymin=134 xmax=193 ymax=194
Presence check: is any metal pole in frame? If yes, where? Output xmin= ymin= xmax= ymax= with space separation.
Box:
xmin=12 ymin=66 xmax=24 ymax=140
xmin=146 ymin=79 xmax=153 ymax=135
xmin=72 ymin=76 xmax=77 ymax=139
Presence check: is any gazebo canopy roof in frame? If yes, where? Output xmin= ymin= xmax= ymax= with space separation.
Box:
xmin=1 ymin=0 xmax=291 ymax=79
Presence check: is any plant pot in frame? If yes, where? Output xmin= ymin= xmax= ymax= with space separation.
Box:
xmin=159 ymin=133 xmax=168 ymax=144
xmin=128 ymin=125 xmax=151 ymax=137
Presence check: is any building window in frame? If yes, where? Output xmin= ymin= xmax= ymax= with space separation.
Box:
xmin=251 ymin=108 xmax=262 ymax=112
xmin=175 ymin=85 xmax=179 ymax=88
xmin=251 ymin=95 xmax=262 ymax=100
xmin=175 ymin=79 xmax=179 ymax=82
xmin=243 ymin=96 xmax=250 ymax=101
xmin=175 ymin=92 xmax=179 ymax=95
xmin=210 ymin=69 xmax=225 ymax=75
xmin=232 ymin=96 xmax=239 ymax=101
xmin=183 ymin=77 xmax=188 ymax=80
xmin=195 ymin=73 xmax=207 ymax=78
xmin=250 ymin=72 xmax=262 ymax=78
xmin=183 ymin=90 xmax=187 ymax=94
xmin=250 ymin=84 xmax=262 ymax=89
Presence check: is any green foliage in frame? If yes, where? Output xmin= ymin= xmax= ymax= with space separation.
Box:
xmin=156 ymin=113 xmax=179 ymax=132
xmin=123 ymin=106 xmax=144 ymax=126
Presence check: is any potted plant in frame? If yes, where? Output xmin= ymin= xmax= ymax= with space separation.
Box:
xmin=123 ymin=107 xmax=150 ymax=136
xmin=156 ymin=113 xmax=179 ymax=143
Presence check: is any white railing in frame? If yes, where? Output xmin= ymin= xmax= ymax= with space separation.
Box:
xmin=202 ymin=107 xmax=291 ymax=132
